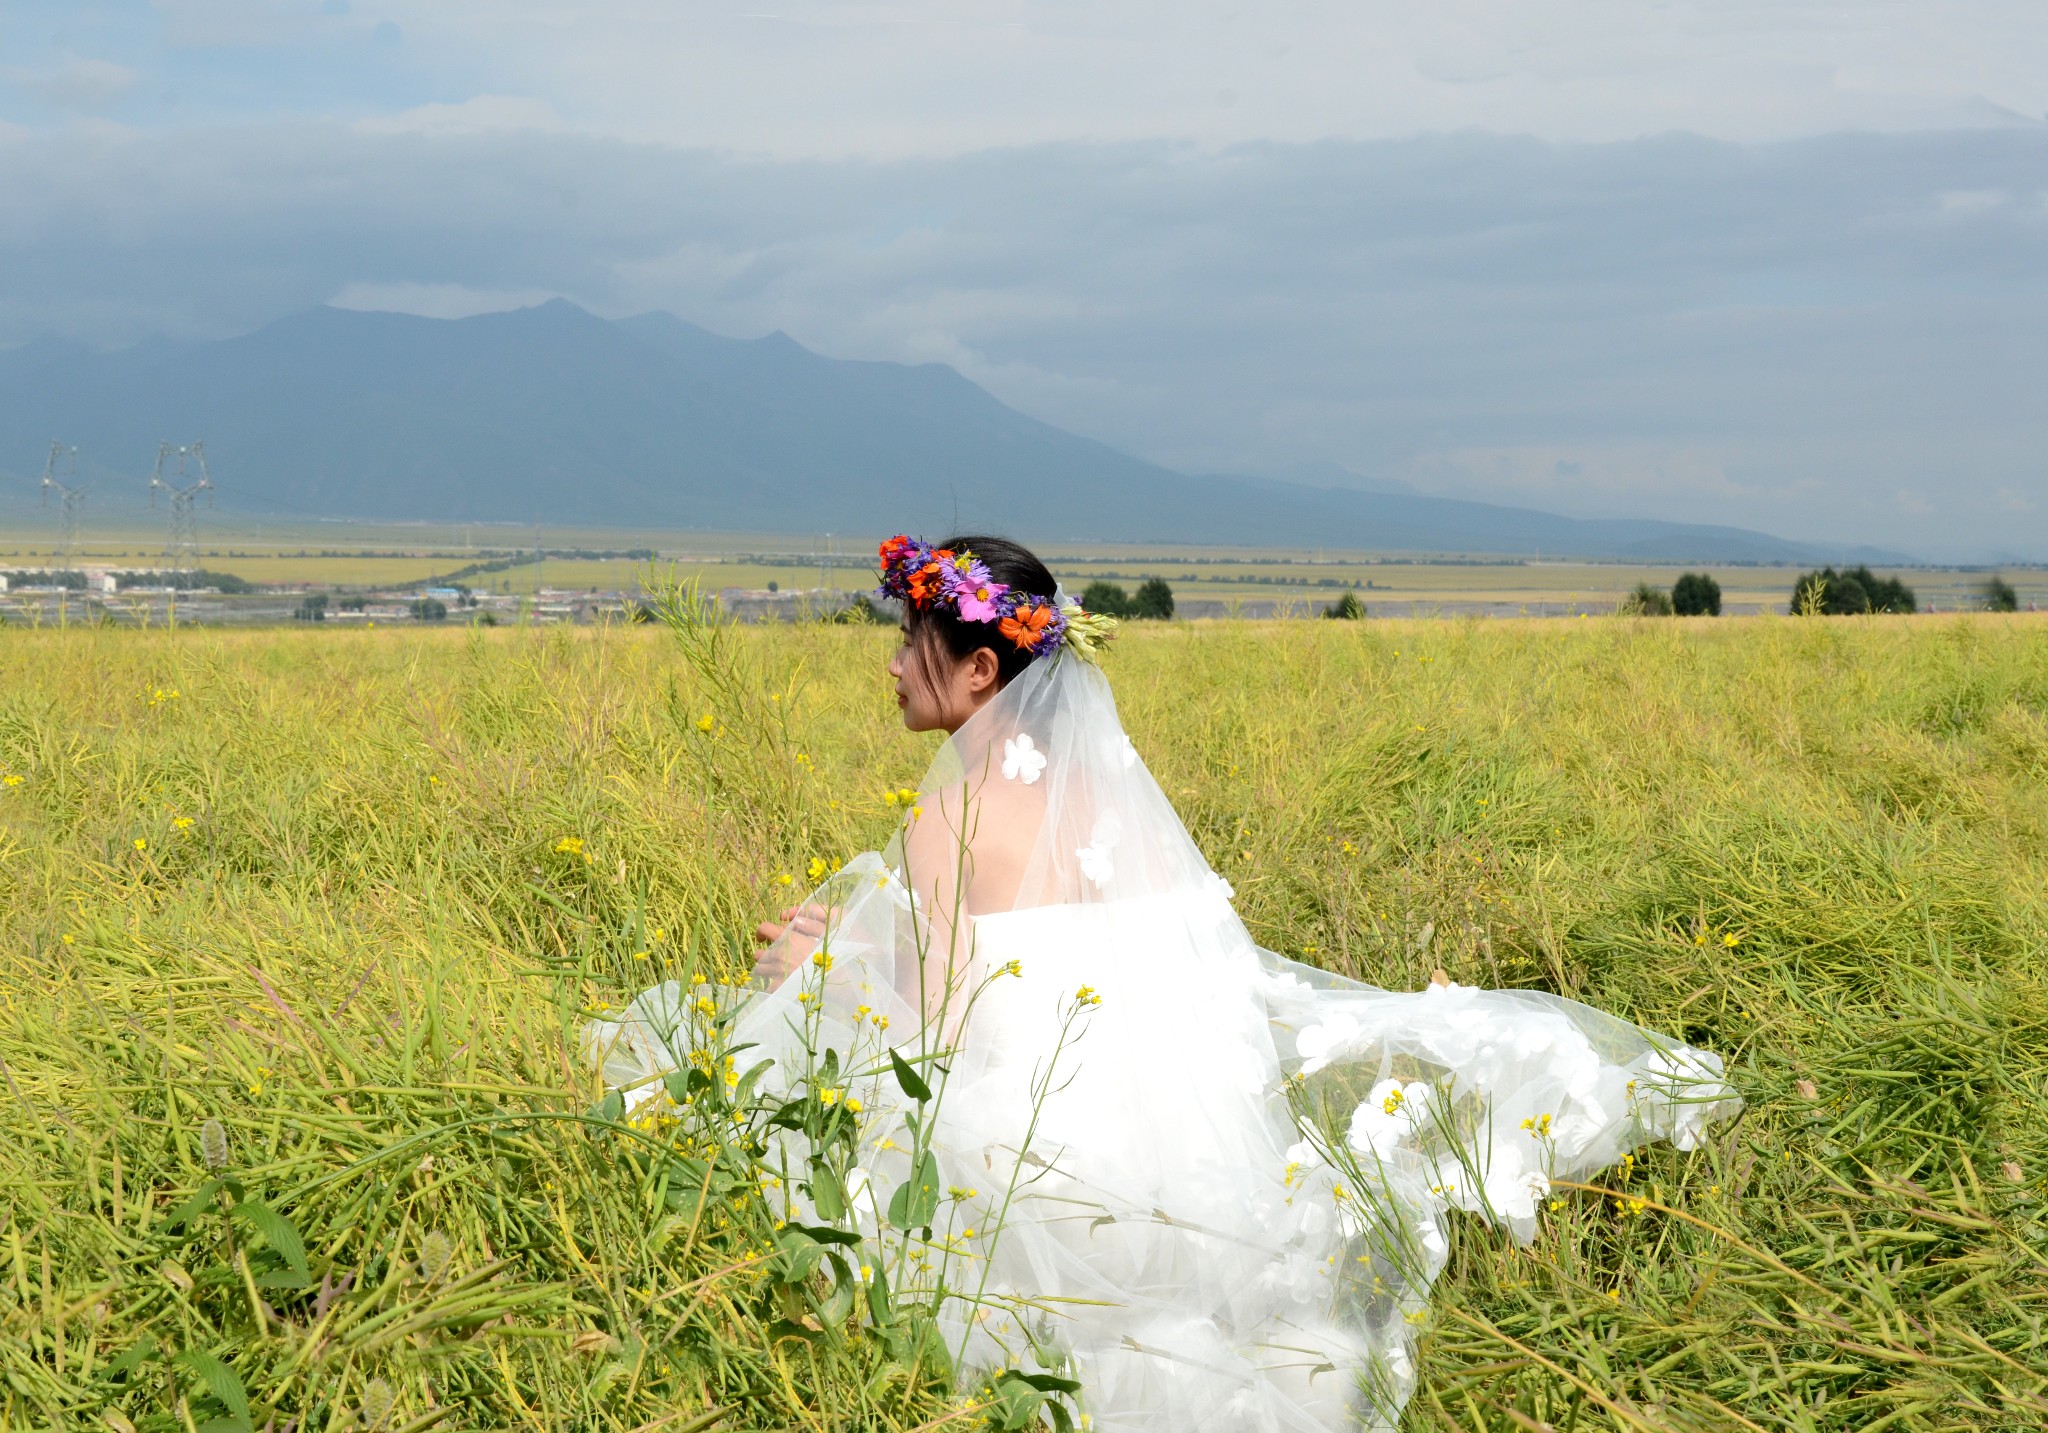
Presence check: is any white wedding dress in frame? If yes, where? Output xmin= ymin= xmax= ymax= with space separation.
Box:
xmin=590 ymin=643 xmax=1739 ymax=1431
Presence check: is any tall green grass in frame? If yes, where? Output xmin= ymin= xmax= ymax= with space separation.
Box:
xmin=2 ymin=612 xmax=2045 ymax=1430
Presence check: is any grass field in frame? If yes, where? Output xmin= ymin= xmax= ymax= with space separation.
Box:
xmin=3 ymin=612 xmax=2047 ymax=1430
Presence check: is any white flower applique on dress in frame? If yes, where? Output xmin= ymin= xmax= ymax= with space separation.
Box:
xmin=1001 ymin=733 xmax=1048 ymax=784
xmin=1075 ymin=810 xmax=1123 ymax=888
xmin=1295 ymin=1012 xmax=1361 ymax=1077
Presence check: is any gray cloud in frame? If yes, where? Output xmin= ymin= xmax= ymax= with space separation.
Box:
xmin=0 ymin=122 xmax=2043 ymax=557
xmin=7 ymin=56 xmax=143 ymax=112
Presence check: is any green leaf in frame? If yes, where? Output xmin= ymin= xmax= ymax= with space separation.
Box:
xmin=159 ymin=1178 xmax=224 ymax=1233
xmin=175 ymin=1349 xmax=250 ymax=1422
xmin=733 ymin=1057 xmax=775 ymax=1105
xmin=230 ymin=1200 xmax=308 ymax=1277
xmin=815 ymin=1251 xmax=857 ymax=1326
xmin=867 ymin=1259 xmax=894 ymax=1324
xmin=1009 ymin=1371 xmax=1083 ymax=1394
xmin=771 ymin=1230 xmax=825 ymax=1283
xmin=589 ymin=1090 xmax=625 ymax=1124
xmin=809 ymin=1157 xmax=847 ymax=1222
xmin=787 ymin=1222 xmax=863 ymax=1247
xmin=764 ymin=1101 xmax=809 ymax=1132
xmin=888 ymin=1048 xmax=932 ymax=1103
xmin=100 ymin=1333 xmax=156 ymax=1382
xmin=886 ymin=1152 xmax=940 ymax=1231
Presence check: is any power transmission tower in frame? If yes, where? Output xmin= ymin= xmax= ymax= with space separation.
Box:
xmin=39 ymin=441 xmax=84 ymax=572
xmin=149 ymin=441 xmax=214 ymax=574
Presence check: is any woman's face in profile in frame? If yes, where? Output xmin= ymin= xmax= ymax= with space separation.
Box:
xmin=887 ymin=624 xmax=998 ymax=734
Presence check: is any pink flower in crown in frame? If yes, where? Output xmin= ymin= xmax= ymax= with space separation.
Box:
xmin=945 ymin=555 xmax=1009 ymax=623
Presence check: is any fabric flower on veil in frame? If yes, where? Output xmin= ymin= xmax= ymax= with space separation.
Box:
xmin=1001 ymin=734 xmax=1047 ymax=784
xmin=1076 ymin=810 xmax=1123 ymax=888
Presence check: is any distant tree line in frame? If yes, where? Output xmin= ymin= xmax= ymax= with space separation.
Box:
xmin=116 ymin=569 xmax=256 ymax=594
xmin=1623 ymin=572 xmax=1722 ymax=616
xmin=1080 ymin=579 xmax=1175 ymax=620
xmin=0 ymin=568 xmax=253 ymax=594
xmin=0 ymin=570 xmax=85 ymax=589
xmin=1620 ymin=567 xmax=1948 ymax=618
xmin=1790 ymin=566 xmax=1916 ymax=615
xmin=414 ymin=548 xmax=655 ymax=590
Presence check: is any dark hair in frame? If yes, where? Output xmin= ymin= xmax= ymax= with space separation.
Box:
xmin=904 ymin=534 xmax=1058 ymax=694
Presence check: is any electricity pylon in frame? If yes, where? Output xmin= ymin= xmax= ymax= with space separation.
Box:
xmin=149 ymin=441 xmax=213 ymax=574
xmin=39 ymin=442 xmax=84 ymax=572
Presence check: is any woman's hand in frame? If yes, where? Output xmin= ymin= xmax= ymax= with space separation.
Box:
xmin=752 ymin=903 xmax=830 ymax=984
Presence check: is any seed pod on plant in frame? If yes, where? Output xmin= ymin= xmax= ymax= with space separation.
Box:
xmin=418 ymin=1229 xmax=454 ymax=1285
xmin=200 ymin=1118 xmax=229 ymax=1171
xmin=359 ymin=1376 xmax=395 ymax=1431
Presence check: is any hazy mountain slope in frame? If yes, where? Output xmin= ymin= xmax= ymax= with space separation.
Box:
xmin=0 ymin=303 xmax=1904 ymax=561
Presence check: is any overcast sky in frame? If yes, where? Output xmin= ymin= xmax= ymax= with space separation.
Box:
xmin=3 ymin=1 xmax=2045 ymax=558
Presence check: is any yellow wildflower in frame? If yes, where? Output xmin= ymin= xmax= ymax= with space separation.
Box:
xmin=133 ymin=838 xmax=147 ymax=852
xmin=173 ymin=816 xmax=193 ymax=830
xmin=555 ymin=836 xmax=585 ymax=855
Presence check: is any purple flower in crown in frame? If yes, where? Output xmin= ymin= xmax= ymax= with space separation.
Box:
xmin=944 ymin=553 xmax=1010 ymax=623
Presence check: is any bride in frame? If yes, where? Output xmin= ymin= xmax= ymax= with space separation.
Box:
xmin=591 ymin=534 xmax=1740 ymax=1431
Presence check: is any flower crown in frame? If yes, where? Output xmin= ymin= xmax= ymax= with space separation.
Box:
xmin=876 ymin=535 xmax=1116 ymax=663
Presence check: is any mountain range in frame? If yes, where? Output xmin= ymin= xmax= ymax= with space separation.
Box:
xmin=0 ymin=301 xmax=1906 ymax=563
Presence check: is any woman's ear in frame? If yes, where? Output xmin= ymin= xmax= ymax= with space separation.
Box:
xmin=964 ymin=645 xmax=1002 ymax=695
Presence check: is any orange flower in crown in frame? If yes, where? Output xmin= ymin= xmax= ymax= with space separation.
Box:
xmin=999 ymin=599 xmax=1055 ymax=652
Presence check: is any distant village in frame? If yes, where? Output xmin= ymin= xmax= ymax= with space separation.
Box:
xmin=0 ymin=562 xmax=864 ymax=627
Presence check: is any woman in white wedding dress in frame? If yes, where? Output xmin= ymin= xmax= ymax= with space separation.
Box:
xmin=591 ymin=535 xmax=1740 ymax=1431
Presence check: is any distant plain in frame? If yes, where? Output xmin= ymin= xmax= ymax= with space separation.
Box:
xmin=4 ymin=520 xmax=2040 ymax=618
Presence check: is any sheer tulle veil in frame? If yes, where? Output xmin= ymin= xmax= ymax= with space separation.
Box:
xmin=590 ymin=617 xmax=1741 ymax=1431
